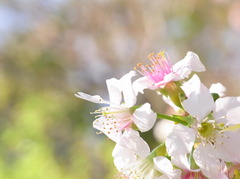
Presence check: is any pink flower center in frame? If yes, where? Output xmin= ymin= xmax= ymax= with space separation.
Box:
xmin=181 ymin=171 xmax=206 ymax=179
xmin=135 ymin=51 xmax=173 ymax=84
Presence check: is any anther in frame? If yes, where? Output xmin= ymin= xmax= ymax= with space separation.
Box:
xmin=147 ymin=52 xmax=154 ymax=58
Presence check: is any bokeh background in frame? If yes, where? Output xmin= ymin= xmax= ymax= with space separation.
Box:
xmin=1 ymin=0 xmax=240 ymax=178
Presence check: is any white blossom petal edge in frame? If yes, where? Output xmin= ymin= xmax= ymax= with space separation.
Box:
xmin=154 ymin=156 xmax=182 ymax=179
xmin=181 ymin=74 xmax=215 ymax=122
xmin=132 ymin=103 xmax=157 ymax=132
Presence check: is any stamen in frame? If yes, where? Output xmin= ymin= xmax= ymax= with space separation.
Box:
xmin=134 ymin=51 xmax=173 ymax=85
xmin=196 ymin=119 xmax=231 ymax=148
xmin=91 ymin=105 xmax=133 ymax=135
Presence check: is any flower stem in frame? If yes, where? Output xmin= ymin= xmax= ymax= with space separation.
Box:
xmin=157 ymin=113 xmax=187 ymax=126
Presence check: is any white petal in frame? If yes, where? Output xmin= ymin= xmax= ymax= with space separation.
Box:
xmin=209 ymin=83 xmax=226 ymax=97
xmin=165 ymin=124 xmax=196 ymax=156
xmin=106 ymin=78 xmax=122 ymax=105
xmin=161 ymin=72 xmax=182 ymax=84
xmin=162 ymin=95 xmax=181 ymax=112
xmin=154 ymin=156 xmax=182 ymax=179
xmin=214 ymin=97 xmax=240 ymax=116
xmin=181 ymin=74 xmax=201 ymax=97
xmin=93 ymin=117 xmax=122 ymax=142
xmin=193 ymin=144 xmax=227 ymax=179
xmin=214 ymin=131 xmax=240 ymax=163
xmin=157 ymin=175 xmax=169 ymax=179
xmin=132 ymin=76 xmax=155 ymax=94
xmin=112 ymin=143 xmax=138 ymax=171
xmin=75 ymin=92 xmax=108 ymax=104
xmin=171 ymin=154 xmax=200 ymax=172
xmin=213 ymin=97 xmax=240 ymax=125
xmin=155 ymin=73 xmax=183 ymax=88
xmin=225 ymin=106 xmax=240 ymax=125
xmin=106 ymin=71 xmax=136 ymax=107
xmin=120 ymin=71 xmax=137 ymax=107
xmin=116 ymin=130 xmax=150 ymax=158
xmin=154 ymin=156 xmax=173 ymax=172
xmin=172 ymin=51 xmax=205 ymax=79
xmin=132 ymin=103 xmax=157 ymax=132
xmin=182 ymin=75 xmax=214 ymax=121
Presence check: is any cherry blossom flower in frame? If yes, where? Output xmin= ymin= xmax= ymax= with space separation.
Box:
xmin=112 ymin=130 xmax=181 ymax=179
xmin=75 ymin=71 xmax=156 ymax=141
xmin=75 ymin=49 xmax=240 ymax=179
xmin=133 ymin=51 xmax=205 ymax=93
xmin=166 ymin=74 xmax=240 ymax=179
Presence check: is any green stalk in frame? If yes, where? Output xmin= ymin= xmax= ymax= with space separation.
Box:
xmin=157 ymin=113 xmax=187 ymax=126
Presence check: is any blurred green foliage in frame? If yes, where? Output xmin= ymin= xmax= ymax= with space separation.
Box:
xmin=0 ymin=0 xmax=239 ymax=178
xmin=0 ymin=27 xmax=117 ymax=178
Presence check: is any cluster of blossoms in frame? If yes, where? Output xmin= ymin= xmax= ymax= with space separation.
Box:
xmin=76 ymin=50 xmax=240 ymax=179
